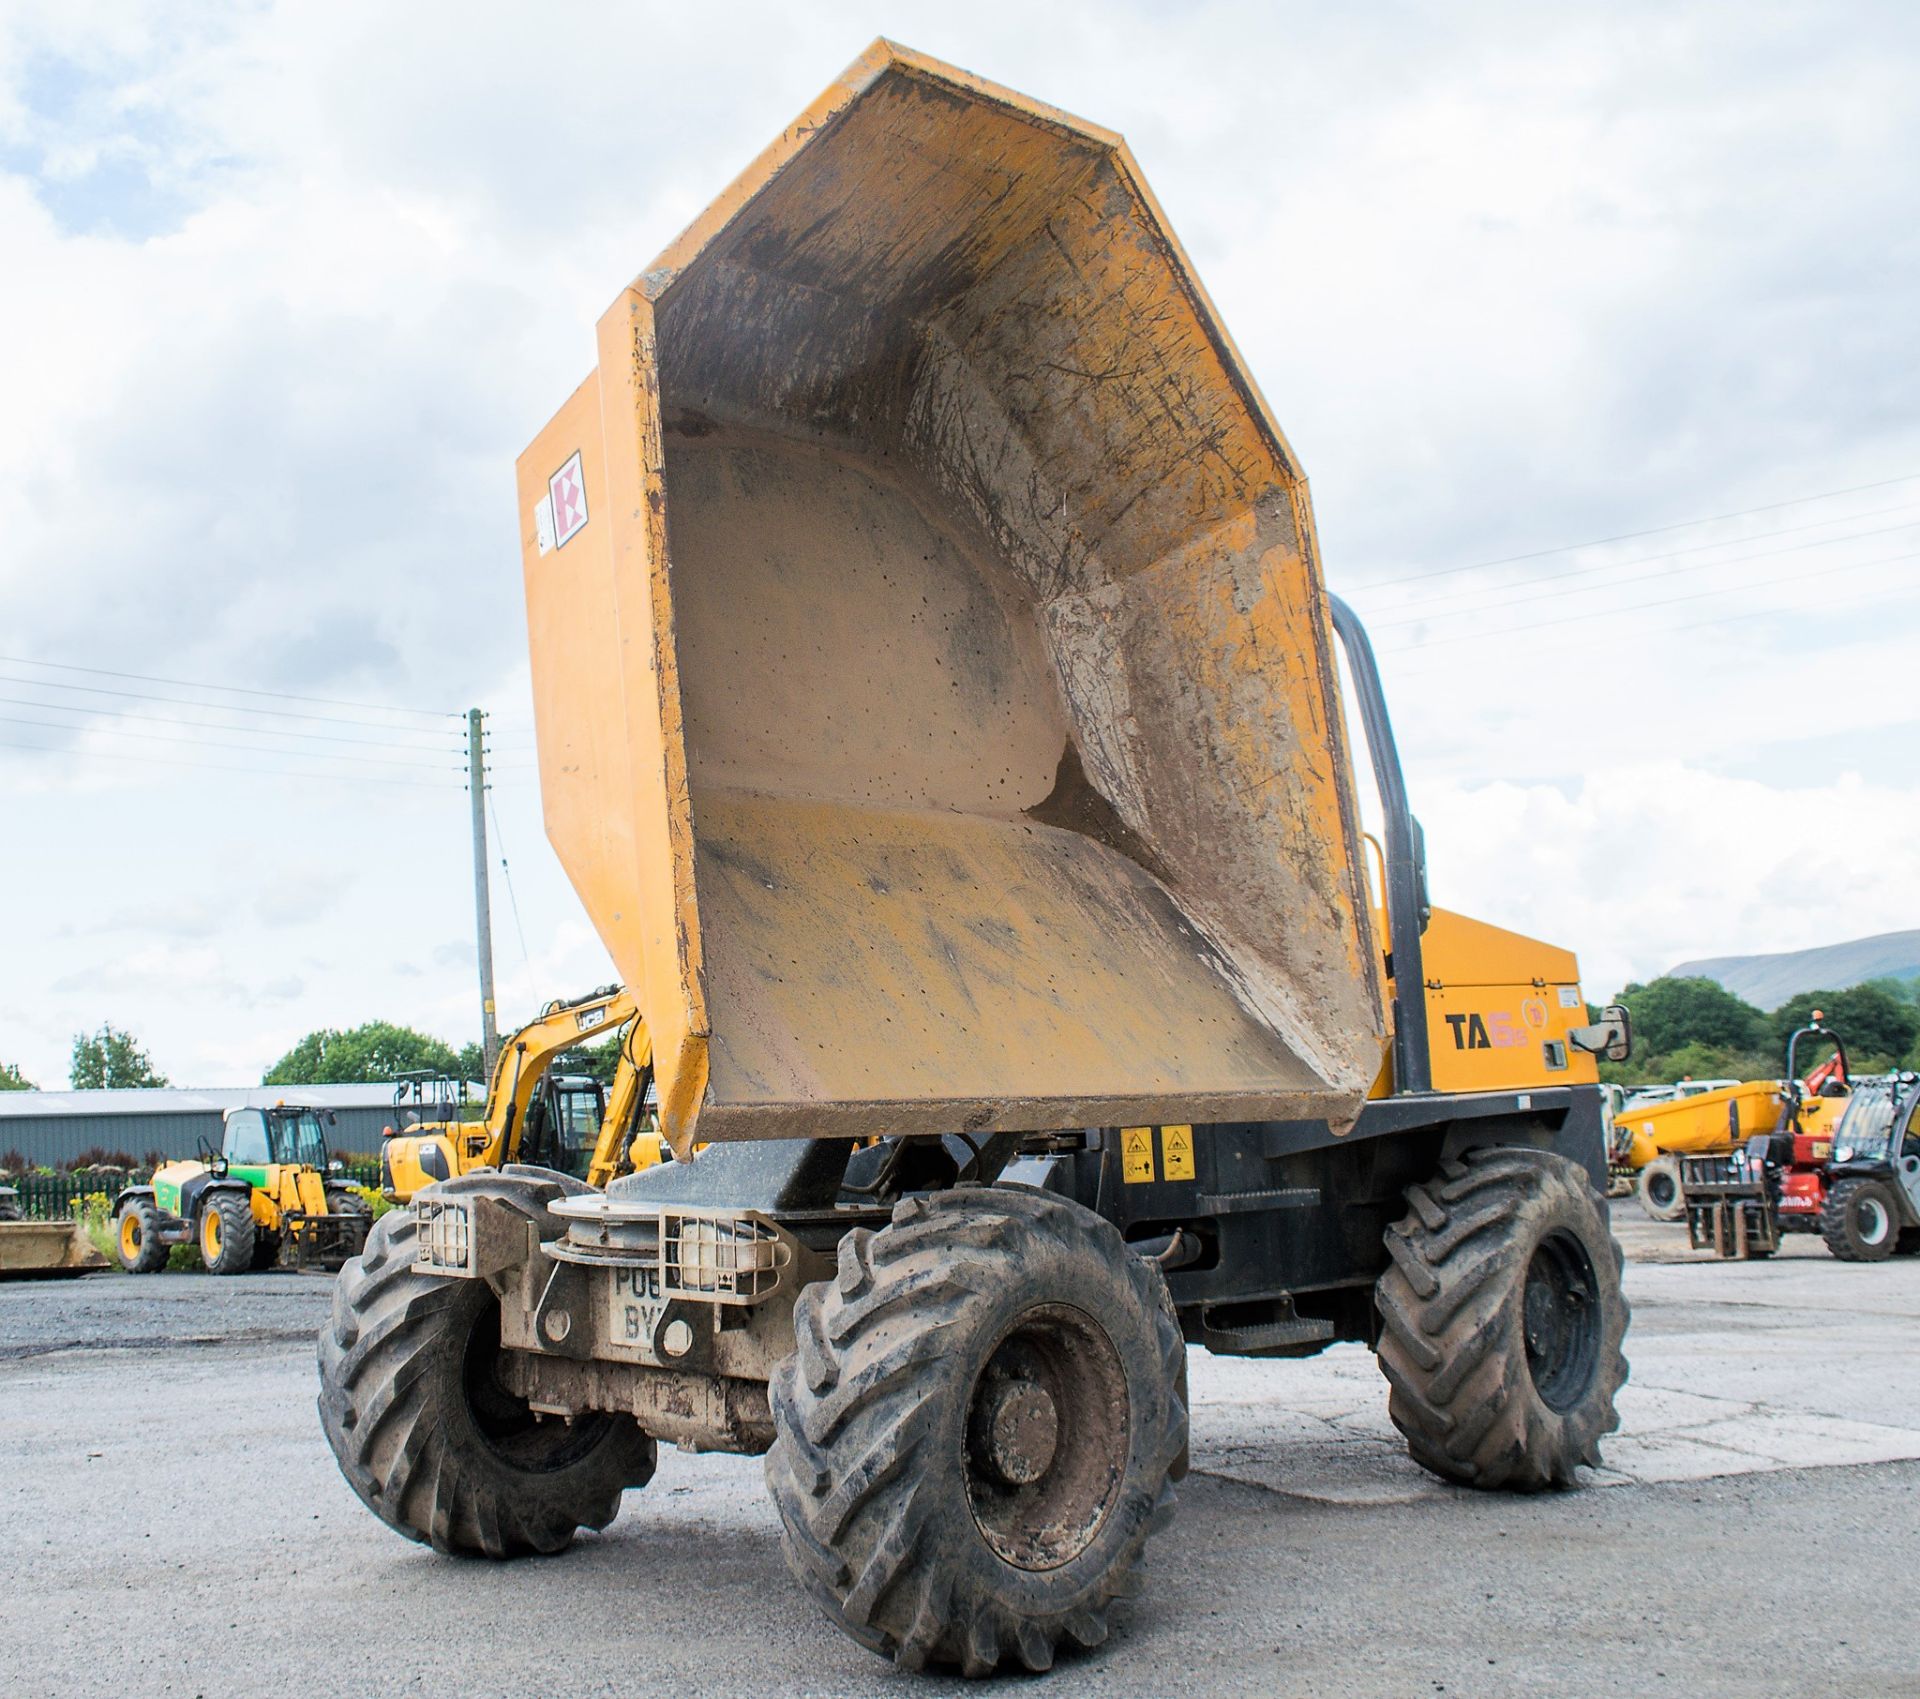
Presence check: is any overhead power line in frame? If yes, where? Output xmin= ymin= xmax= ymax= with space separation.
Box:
xmin=0 ymin=712 xmax=464 ymax=773
xmin=1379 ymin=544 xmax=1920 ymax=656
xmin=0 ymin=692 xmax=465 ymax=756
xmin=1382 ymin=575 xmax=1920 ymax=685
xmin=0 ymin=671 xmax=463 ymax=739
xmin=0 ymin=734 xmax=446 ymax=789
xmin=1367 ymin=517 xmax=1920 ymax=633
xmin=0 ymin=652 xmax=455 ymax=719
xmin=1359 ymin=497 xmax=1920 ymax=618
xmin=1356 ymin=470 xmax=1920 ymax=593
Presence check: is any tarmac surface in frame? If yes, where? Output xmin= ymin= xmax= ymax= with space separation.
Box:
xmin=4 ymin=1207 xmax=1918 ymax=1697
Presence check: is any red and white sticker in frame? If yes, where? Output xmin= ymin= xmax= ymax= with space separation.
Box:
xmin=544 ymin=451 xmax=588 ymax=551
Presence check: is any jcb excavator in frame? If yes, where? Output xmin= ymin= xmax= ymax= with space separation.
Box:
xmin=380 ymin=986 xmax=660 ymax=1201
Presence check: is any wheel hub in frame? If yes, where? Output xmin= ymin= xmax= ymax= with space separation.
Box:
xmin=963 ymin=1304 xmax=1128 ymax=1571
xmin=971 ymin=1377 xmax=1060 ymax=1486
xmin=1522 ymin=1230 xmax=1602 ymax=1413
xmin=1860 ymin=1196 xmax=1889 ymax=1244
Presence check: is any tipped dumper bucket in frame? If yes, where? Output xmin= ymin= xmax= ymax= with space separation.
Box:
xmin=518 ymin=41 xmax=1385 ymax=1148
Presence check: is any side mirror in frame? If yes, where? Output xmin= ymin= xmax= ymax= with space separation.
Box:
xmin=1569 ymin=1003 xmax=1632 ymax=1063
xmin=326 ymin=1110 xmax=338 ymax=1126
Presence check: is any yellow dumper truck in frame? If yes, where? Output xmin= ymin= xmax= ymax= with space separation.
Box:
xmin=319 ymin=42 xmax=1633 ymax=1677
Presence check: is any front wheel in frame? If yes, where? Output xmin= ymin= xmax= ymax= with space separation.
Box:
xmin=115 ymin=1197 xmax=169 ymax=1274
xmin=1636 ymin=1155 xmax=1684 ymax=1222
xmin=766 ymin=1186 xmax=1187 ymax=1678
xmin=1377 ymin=1147 xmax=1630 ymax=1490
xmin=199 ymin=1191 xmax=255 ymax=1276
xmin=1822 ymin=1177 xmax=1900 ymax=1262
xmin=316 ymin=1177 xmax=657 ymax=1557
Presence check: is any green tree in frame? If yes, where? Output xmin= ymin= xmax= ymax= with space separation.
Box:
xmin=1770 ymin=984 xmax=1920 ymax=1068
xmin=1612 ymin=976 xmax=1768 ymax=1060
xmin=263 ymin=1021 xmax=460 ymax=1085
xmin=70 ymin=1024 xmax=169 ymax=1089
xmin=454 ymin=1041 xmax=487 ymax=1085
xmin=0 ymin=1060 xmax=36 ymax=1091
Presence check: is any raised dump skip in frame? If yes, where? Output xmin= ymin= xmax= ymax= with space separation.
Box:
xmin=517 ymin=41 xmax=1385 ymax=1148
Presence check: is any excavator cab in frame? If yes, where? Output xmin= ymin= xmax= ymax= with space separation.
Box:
xmin=516 ymin=1072 xmax=607 ymax=1181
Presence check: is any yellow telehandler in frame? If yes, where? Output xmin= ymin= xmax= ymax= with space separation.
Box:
xmin=114 ymin=1104 xmax=370 ymax=1274
xmin=320 ymin=43 xmax=1633 ymax=1677
xmin=380 ymin=986 xmax=660 ymax=1201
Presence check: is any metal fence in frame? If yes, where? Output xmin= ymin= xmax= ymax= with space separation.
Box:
xmin=4 ymin=1160 xmax=384 ymax=1221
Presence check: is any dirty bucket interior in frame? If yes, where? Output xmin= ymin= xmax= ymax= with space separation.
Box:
xmin=532 ymin=49 xmax=1384 ymax=1141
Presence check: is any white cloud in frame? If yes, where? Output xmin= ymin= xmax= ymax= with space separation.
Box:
xmin=1 ymin=1 xmax=1917 ymax=1086
xmin=1418 ymin=763 xmax=1920 ymax=1001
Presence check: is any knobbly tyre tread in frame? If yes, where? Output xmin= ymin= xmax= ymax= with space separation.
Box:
xmin=1376 ymin=1147 xmax=1630 ymax=1490
xmin=764 ymin=1184 xmax=1187 ymax=1678
xmin=202 ymin=1189 xmax=256 ymax=1276
xmin=1821 ymin=1176 xmax=1899 ymax=1262
xmin=116 ymin=1195 xmax=169 ymax=1274
xmin=316 ymin=1167 xmax=656 ymax=1558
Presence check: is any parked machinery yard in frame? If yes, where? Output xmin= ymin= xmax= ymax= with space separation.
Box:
xmin=318 ymin=43 xmax=1634 ymax=1679
xmin=1682 ymin=1066 xmax=1920 ymax=1261
xmin=1612 ymin=1020 xmax=1851 ymax=1221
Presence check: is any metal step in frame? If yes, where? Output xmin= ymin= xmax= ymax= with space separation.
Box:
xmin=1199 ymin=1310 xmax=1335 ymax=1357
xmin=1195 ymin=1185 xmax=1321 ymax=1216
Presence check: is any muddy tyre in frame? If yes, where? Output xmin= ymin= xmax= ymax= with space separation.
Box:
xmin=200 ymin=1190 xmax=256 ymax=1276
xmin=316 ymin=1170 xmax=656 ymax=1557
xmin=1636 ymin=1155 xmax=1684 ymax=1223
xmin=1822 ymin=1177 xmax=1899 ymax=1262
xmin=1377 ymin=1147 xmax=1629 ymax=1490
xmin=115 ymin=1196 xmax=169 ymax=1274
xmin=766 ymin=1185 xmax=1187 ymax=1678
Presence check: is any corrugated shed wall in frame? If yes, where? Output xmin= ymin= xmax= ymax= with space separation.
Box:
xmin=0 ymin=1106 xmax=396 ymax=1170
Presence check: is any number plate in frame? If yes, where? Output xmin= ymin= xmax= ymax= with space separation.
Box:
xmin=606 ymin=1264 xmax=666 ymax=1358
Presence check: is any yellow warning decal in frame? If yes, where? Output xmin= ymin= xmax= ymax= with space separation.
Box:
xmin=1121 ymin=1126 xmax=1156 ymax=1184
xmin=1161 ymin=1124 xmax=1195 ymax=1182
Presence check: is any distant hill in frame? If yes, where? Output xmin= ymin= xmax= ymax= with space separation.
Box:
xmin=1668 ymin=930 xmax=1920 ymax=1010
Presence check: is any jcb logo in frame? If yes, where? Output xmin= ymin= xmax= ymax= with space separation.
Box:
xmin=1446 ymin=1012 xmax=1530 ymax=1050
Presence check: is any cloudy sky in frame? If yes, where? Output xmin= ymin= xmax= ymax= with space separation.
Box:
xmin=3 ymin=0 xmax=1917 ymax=1088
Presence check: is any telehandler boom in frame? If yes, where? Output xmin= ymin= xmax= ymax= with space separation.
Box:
xmin=320 ymin=42 xmax=1633 ymax=1678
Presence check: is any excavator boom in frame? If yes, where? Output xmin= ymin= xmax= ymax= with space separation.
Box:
xmin=381 ymin=985 xmax=642 ymax=1200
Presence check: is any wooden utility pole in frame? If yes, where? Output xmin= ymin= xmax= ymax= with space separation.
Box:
xmin=467 ymin=708 xmax=499 ymax=1078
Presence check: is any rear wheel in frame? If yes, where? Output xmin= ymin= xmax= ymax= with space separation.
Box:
xmin=115 ymin=1197 xmax=168 ymax=1274
xmin=1377 ymin=1147 xmax=1630 ymax=1490
xmin=199 ymin=1191 xmax=255 ymax=1276
xmin=316 ymin=1171 xmax=657 ymax=1557
xmin=1822 ymin=1178 xmax=1899 ymax=1262
xmin=1636 ymin=1155 xmax=1684 ymax=1222
xmin=766 ymin=1185 xmax=1187 ymax=1677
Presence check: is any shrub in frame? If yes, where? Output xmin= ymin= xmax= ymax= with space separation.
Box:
xmin=346 ymin=1182 xmax=393 ymax=1221
xmin=68 ymin=1147 xmax=137 ymax=1173
xmin=1 ymin=1148 xmax=26 ymax=1175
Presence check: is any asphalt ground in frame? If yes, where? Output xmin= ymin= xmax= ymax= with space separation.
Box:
xmin=3 ymin=1207 xmax=1917 ymax=1698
